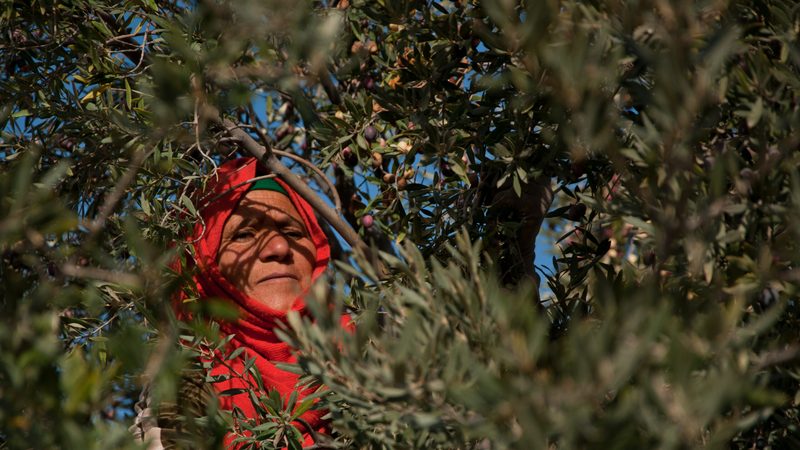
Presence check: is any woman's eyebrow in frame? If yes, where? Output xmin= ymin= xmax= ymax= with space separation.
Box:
xmin=275 ymin=214 xmax=308 ymax=232
xmin=234 ymin=216 xmax=259 ymax=228
xmin=237 ymin=210 xmax=307 ymax=233
xmin=263 ymin=208 xmax=306 ymax=229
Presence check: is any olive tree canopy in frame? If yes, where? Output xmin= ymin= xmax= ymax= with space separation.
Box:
xmin=1 ymin=0 xmax=799 ymax=448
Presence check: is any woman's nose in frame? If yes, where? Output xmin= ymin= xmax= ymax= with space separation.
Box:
xmin=257 ymin=232 xmax=291 ymax=261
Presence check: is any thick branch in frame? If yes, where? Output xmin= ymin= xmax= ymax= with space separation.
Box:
xmin=487 ymin=175 xmax=554 ymax=286
xmin=242 ymin=105 xmax=342 ymax=214
xmin=202 ymin=105 xmax=369 ymax=257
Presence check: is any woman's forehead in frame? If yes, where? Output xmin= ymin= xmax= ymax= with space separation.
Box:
xmin=230 ymin=190 xmax=304 ymax=224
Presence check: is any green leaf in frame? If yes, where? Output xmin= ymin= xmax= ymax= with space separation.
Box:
xmin=746 ymin=97 xmax=764 ymax=128
xmin=90 ymin=20 xmax=113 ymax=38
xmin=180 ymin=194 xmax=197 ymax=216
xmin=124 ymin=78 xmax=132 ymax=109
xmin=226 ymin=347 xmax=245 ymax=360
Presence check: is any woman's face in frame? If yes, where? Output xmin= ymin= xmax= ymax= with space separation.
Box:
xmin=217 ymin=190 xmax=317 ymax=311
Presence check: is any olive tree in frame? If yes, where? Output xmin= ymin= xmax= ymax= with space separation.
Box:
xmin=1 ymin=0 xmax=799 ymax=448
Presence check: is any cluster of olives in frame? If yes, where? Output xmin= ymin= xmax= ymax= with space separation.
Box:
xmin=337 ymin=126 xmax=421 ymax=229
xmin=339 ymin=125 xmax=417 ymax=191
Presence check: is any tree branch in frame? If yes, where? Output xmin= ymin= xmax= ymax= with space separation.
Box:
xmin=85 ymin=148 xmax=147 ymax=237
xmin=242 ymin=105 xmax=342 ymax=214
xmin=272 ymin=148 xmax=342 ymax=214
xmin=202 ymin=105 xmax=371 ymax=259
xmin=486 ymin=174 xmax=554 ymax=287
xmin=60 ymin=263 xmax=142 ymax=287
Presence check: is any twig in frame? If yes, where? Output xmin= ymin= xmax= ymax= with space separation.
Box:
xmin=273 ymin=149 xmax=342 ymax=214
xmin=104 ymin=30 xmax=148 ymax=46
xmin=130 ymin=28 xmax=149 ymax=73
xmin=85 ymin=147 xmax=147 ymax=237
xmin=754 ymin=346 xmax=800 ymax=371
xmin=191 ymin=75 xmax=217 ymax=169
xmin=68 ymin=303 xmax=135 ymax=346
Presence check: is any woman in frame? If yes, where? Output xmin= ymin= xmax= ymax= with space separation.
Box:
xmin=131 ymin=157 xmax=349 ymax=449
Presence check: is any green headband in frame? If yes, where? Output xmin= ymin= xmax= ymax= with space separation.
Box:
xmin=248 ymin=178 xmax=288 ymax=195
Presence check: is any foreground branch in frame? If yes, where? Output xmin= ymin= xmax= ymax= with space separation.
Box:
xmin=60 ymin=264 xmax=142 ymax=287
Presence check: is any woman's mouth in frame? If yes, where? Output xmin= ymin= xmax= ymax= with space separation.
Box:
xmin=258 ymin=273 xmax=298 ymax=283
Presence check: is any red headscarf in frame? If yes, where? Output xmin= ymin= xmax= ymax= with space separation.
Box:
xmin=182 ymin=157 xmax=342 ymax=448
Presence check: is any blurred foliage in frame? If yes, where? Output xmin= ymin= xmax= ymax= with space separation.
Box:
xmin=1 ymin=0 xmax=800 ymax=448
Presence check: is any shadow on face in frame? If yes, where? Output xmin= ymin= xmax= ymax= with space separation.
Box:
xmin=216 ymin=190 xmax=317 ymax=311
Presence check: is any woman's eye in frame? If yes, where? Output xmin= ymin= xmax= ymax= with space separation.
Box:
xmin=284 ymin=229 xmax=305 ymax=238
xmin=232 ymin=229 xmax=255 ymax=241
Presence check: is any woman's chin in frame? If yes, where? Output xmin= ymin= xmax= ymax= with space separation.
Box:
xmin=249 ymin=286 xmax=300 ymax=312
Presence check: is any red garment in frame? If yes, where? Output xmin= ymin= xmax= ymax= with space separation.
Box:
xmin=182 ymin=157 xmax=343 ymax=448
